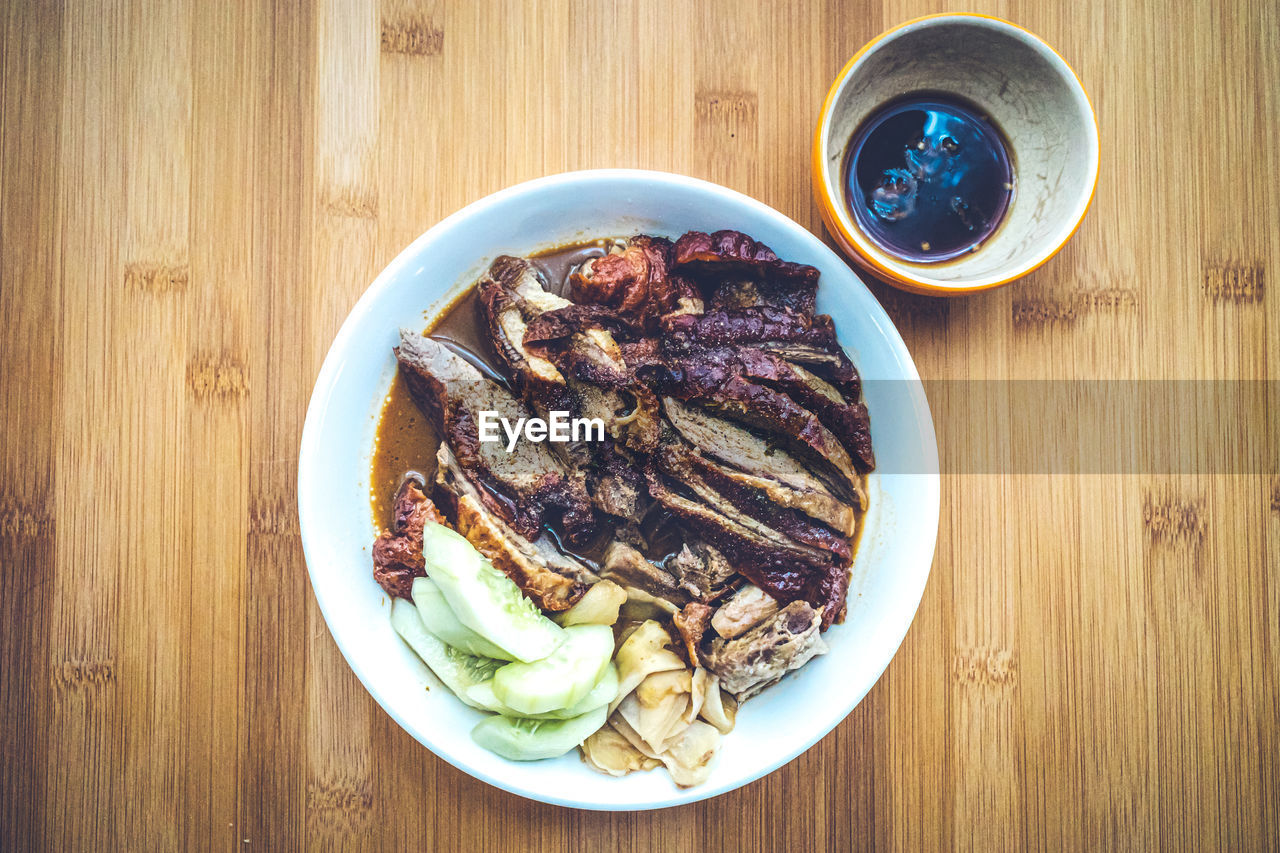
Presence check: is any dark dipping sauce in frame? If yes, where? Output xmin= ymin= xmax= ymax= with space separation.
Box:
xmin=844 ymin=95 xmax=1014 ymax=263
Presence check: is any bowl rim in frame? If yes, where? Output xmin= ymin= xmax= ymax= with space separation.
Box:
xmin=811 ymin=13 xmax=1101 ymax=295
xmin=297 ymin=168 xmax=940 ymax=809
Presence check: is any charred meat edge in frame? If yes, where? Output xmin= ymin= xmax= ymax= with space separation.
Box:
xmin=661 ymin=397 xmax=865 ymax=518
xmin=437 ymin=444 xmax=592 ymax=610
xmin=371 ymin=478 xmax=446 ymax=599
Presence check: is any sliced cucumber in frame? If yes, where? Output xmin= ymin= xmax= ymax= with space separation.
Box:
xmin=412 ymin=577 xmax=515 ymax=661
xmin=467 ymin=663 xmax=619 ymax=720
xmin=491 ymin=624 xmax=614 ymax=715
xmin=470 ymin=705 xmax=608 ymax=761
xmin=421 ymin=522 xmax=564 ymax=662
xmin=390 ymin=598 xmax=503 ymax=710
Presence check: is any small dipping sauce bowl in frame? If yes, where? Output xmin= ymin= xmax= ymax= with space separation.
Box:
xmin=813 ymin=14 xmax=1099 ymax=295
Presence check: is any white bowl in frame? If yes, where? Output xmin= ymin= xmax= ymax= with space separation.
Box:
xmin=298 ymin=169 xmax=939 ymax=810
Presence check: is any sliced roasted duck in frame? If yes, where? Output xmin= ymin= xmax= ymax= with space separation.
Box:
xmin=661 ymin=398 xmax=863 ymax=528
xmin=395 ymin=329 xmax=595 ymax=543
xmin=435 ymin=445 xmax=592 ymax=610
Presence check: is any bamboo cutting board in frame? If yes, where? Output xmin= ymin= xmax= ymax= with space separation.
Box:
xmin=1 ymin=0 xmax=1277 ymax=849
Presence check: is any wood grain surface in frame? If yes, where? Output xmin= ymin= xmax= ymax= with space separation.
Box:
xmin=2 ymin=0 xmax=1277 ymax=849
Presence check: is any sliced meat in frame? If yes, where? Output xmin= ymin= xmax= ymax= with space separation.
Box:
xmin=732 ymin=349 xmax=874 ymax=472
xmin=672 ymin=230 xmax=819 ymax=316
xmin=662 ymin=398 xmax=863 ymax=525
xmin=705 ymin=601 xmax=828 ymax=699
xmin=523 ymin=305 xmax=661 ymax=454
xmin=649 ymin=362 xmax=862 ymax=497
xmin=395 ymin=329 xmax=595 ymax=542
xmin=658 ymin=346 xmax=873 ymax=474
xmin=654 ymin=442 xmax=850 ymax=565
xmin=600 ymin=541 xmax=689 ymax=606
xmin=659 ymin=309 xmax=862 ymax=397
xmin=371 ymin=479 xmax=446 ymax=599
xmin=645 ymin=472 xmax=849 ymax=628
xmin=660 ymin=307 xmax=836 ymax=353
xmin=569 ymin=235 xmax=702 ymax=331
xmin=476 ymin=256 xmax=573 ymax=412
xmin=710 ymin=584 xmax=779 ymax=640
xmin=668 ymin=542 xmax=737 ymax=602
xmin=678 ymin=450 xmax=852 ymax=562
xmin=673 ymin=602 xmax=714 ymax=666
xmin=436 ymin=445 xmax=591 ymax=610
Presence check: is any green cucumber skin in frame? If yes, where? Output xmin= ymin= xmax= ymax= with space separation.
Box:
xmin=469 ymin=705 xmax=609 ymax=761
xmin=491 ymin=625 xmax=614 ymax=715
xmin=389 ymin=599 xmax=501 ymax=710
xmin=467 ymin=664 xmax=619 ymax=720
xmin=412 ymin=577 xmax=515 ymax=661
xmin=421 ymin=523 xmax=564 ymax=662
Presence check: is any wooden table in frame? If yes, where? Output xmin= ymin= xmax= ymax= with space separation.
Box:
xmin=2 ymin=0 xmax=1276 ymax=849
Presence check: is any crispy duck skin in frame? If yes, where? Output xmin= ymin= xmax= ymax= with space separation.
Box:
xmin=642 ymin=357 xmax=863 ymax=496
xmin=671 ymin=230 xmax=819 ymax=316
xmin=371 ymin=479 xmax=446 ymax=599
xmin=436 ymin=444 xmax=590 ymax=610
xmin=569 ymin=236 xmax=702 ymax=332
xmin=395 ymin=329 xmax=596 ymax=543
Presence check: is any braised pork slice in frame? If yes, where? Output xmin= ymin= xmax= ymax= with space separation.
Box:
xmin=395 ymin=329 xmax=595 ymax=542
xmin=705 ymin=601 xmax=828 ymax=699
xmin=371 ymin=479 xmax=446 ymax=599
xmin=661 ymin=397 xmax=865 ymax=516
xmin=436 ymin=445 xmax=592 ymax=610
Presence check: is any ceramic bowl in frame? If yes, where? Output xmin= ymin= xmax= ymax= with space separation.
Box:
xmin=813 ymin=14 xmax=1099 ymax=294
xmin=298 ymin=169 xmax=939 ymax=810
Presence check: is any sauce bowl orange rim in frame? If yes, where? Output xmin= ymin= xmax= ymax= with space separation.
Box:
xmin=811 ymin=13 xmax=1101 ymax=295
